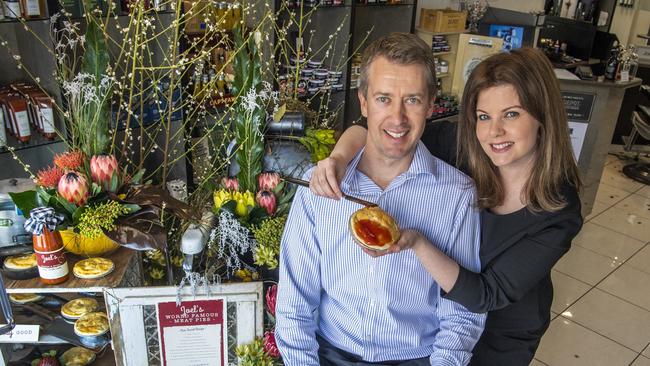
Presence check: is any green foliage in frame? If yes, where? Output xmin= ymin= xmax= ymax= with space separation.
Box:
xmin=235 ymin=338 xmax=274 ymax=366
xmin=78 ymin=12 xmax=111 ymax=156
xmin=299 ymin=129 xmax=336 ymax=163
xmin=76 ymin=200 xmax=134 ymax=239
xmin=252 ymin=215 xmax=288 ymax=269
xmin=232 ymin=27 xmax=266 ymax=193
xmin=8 ymin=190 xmax=39 ymax=218
xmin=274 ymin=182 xmax=296 ymax=217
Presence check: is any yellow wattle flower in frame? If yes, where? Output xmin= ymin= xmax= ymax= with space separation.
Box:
xmin=233 ymin=190 xmax=255 ymax=217
xmin=213 ymin=189 xmax=233 ymax=209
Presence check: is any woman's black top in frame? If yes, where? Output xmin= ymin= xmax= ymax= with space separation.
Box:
xmin=358 ymin=121 xmax=583 ymax=365
xmin=422 ymin=121 xmax=583 ymax=365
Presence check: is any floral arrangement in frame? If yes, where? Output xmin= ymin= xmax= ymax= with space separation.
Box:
xmin=10 ymin=151 xmax=141 ymax=247
xmin=212 ymin=172 xmax=294 ymax=275
xmin=8 ymin=149 xmax=197 ymax=254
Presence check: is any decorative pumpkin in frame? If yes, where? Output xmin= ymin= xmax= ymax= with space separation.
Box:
xmin=60 ymin=229 xmax=119 ymax=256
xmin=349 ymin=206 xmax=400 ymax=252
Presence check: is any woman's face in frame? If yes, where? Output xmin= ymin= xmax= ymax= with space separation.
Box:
xmin=475 ymin=84 xmax=541 ymax=174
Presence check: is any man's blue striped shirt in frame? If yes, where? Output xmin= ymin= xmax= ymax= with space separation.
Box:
xmin=276 ymin=142 xmax=486 ymax=365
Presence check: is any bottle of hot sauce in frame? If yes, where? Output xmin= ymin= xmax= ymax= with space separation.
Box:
xmin=33 ymin=227 xmax=69 ymax=285
xmin=24 ymin=207 xmax=69 ymax=285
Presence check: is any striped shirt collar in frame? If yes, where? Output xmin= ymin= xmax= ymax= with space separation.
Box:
xmin=341 ymin=141 xmax=436 ymax=192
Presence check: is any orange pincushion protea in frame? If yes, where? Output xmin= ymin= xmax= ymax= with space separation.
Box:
xmin=36 ymin=166 xmax=64 ymax=188
xmin=54 ymin=150 xmax=85 ymax=171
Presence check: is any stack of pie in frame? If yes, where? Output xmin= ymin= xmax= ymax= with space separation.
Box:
xmin=73 ymin=258 xmax=115 ymax=279
xmin=61 ymin=298 xmax=100 ymax=320
xmin=74 ymin=311 xmax=110 ymax=338
xmin=61 ymin=346 xmax=96 ymax=366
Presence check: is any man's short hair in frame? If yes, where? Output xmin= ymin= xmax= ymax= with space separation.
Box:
xmin=359 ymin=33 xmax=437 ymax=99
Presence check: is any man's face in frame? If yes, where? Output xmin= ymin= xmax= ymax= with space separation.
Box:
xmin=359 ymin=56 xmax=434 ymax=164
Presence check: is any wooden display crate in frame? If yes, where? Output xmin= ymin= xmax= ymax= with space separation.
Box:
xmin=419 ymin=9 xmax=467 ymax=33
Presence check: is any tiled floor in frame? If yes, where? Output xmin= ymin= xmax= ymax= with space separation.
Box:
xmin=533 ymin=152 xmax=650 ymax=366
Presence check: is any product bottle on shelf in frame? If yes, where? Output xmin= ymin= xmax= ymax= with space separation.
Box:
xmin=20 ymin=0 xmax=45 ymax=18
xmin=0 ymin=112 xmax=6 ymax=149
xmin=192 ymin=72 xmax=203 ymax=101
xmin=605 ymin=41 xmax=620 ymax=80
xmin=7 ymin=97 xmax=31 ymax=143
xmin=4 ymin=0 xmax=20 ymax=18
xmin=25 ymin=207 xmax=69 ymax=285
xmin=33 ymin=227 xmax=69 ymax=285
xmin=201 ymin=73 xmax=210 ymax=100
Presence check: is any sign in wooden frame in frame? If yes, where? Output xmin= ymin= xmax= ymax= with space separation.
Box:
xmin=105 ymin=282 xmax=263 ymax=366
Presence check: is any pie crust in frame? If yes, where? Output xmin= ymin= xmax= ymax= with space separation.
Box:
xmin=9 ymin=293 xmax=43 ymax=304
xmin=61 ymin=346 xmax=96 ymax=365
xmin=73 ymin=258 xmax=115 ymax=279
xmin=61 ymin=298 xmax=99 ymax=320
xmin=74 ymin=311 xmax=109 ymax=337
xmin=349 ymin=206 xmax=400 ymax=251
xmin=3 ymin=253 xmax=37 ymax=270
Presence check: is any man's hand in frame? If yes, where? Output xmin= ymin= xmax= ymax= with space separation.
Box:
xmin=310 ymin=155 xmax=346 ymax=199
xmin=356 ymin=229 xmax=427 ymax=257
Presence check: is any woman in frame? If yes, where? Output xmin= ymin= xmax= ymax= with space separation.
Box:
xmin=309 ymin=48 xmax=583 ymax=365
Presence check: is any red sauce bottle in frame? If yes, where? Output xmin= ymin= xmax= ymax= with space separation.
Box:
xmin=33 ymin=227 xmax=69 ymax=285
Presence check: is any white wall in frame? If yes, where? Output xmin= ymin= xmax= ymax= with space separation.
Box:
xmin=416 ymin=0 xmax=545 ymax=26
xmin=610 ymin=1 xmax=640 ymax=45
xmin=630 ymin=9 xmax=650 ymax=46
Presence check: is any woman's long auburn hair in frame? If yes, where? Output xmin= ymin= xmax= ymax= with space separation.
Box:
xmin=457 ymin=47 xmax=581 ymax=212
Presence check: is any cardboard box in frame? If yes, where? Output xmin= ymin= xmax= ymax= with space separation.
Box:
xmin=419 ymin=9 xmax=467 ymax=33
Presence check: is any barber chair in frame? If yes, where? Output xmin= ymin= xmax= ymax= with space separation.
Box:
xmin=622 ymin=84 xmax=650 ymax=185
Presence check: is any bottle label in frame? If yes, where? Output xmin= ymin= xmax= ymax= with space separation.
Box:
xmin=26 ymin=0 xmax=40 ymax=16
xmin=15 ymin=110 xmax=30 ymax=137
xmin=40 ymin=108 xmax=55 ymax=133
xmin=4 ymin=2 xmax=20 ymax=18
xmin=35 ymin=247 xmax=69 ymax=280
xmin=620 ymin=70 xmax=630 ymax=82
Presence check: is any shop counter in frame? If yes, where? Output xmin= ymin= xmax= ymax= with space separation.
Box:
xmin=557 ymin=75 xmax=642 ymax=217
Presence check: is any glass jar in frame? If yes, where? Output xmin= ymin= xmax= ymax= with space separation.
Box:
xmin=33 ymin=227 xmax=69 ymax=285
xmin=439 ymin=60 xmax=449 ymax=74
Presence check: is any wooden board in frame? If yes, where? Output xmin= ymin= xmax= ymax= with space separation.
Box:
xmin=4 ymin=248 xmax=141 ymax=293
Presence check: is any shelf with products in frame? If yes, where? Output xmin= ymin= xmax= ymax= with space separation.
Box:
xmin=3 ymin=247 xmax=143 ymax=294
xmin=1 ymin=247 xmax=142 ymax=361
xmin=355 ymin=3 xmax=416 ymax=7
xmin=0 ymin=17 xmax=50 ymax=23
xmin=0 ymin=134 xmax=63 ymax=154
xmin=273 ymin=0 xmax=352 ymax=131
xmin=416 ymin=27 xmax=466 ymax=98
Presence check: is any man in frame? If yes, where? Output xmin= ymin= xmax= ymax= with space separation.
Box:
xmin=275 ymin=33 xmax=485 ymax=365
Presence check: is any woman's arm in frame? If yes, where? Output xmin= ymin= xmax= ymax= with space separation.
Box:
xmin=309 ymin=125 xmax=367 ymax=199
xmin=394 ymin=186 xmax=583 ymax=313
xmin=447 ymin=188 xmax=582 ymax=313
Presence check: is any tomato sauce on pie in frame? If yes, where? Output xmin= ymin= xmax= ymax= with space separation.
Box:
xmin=354 ymin=219 xmax=392 ymax=247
